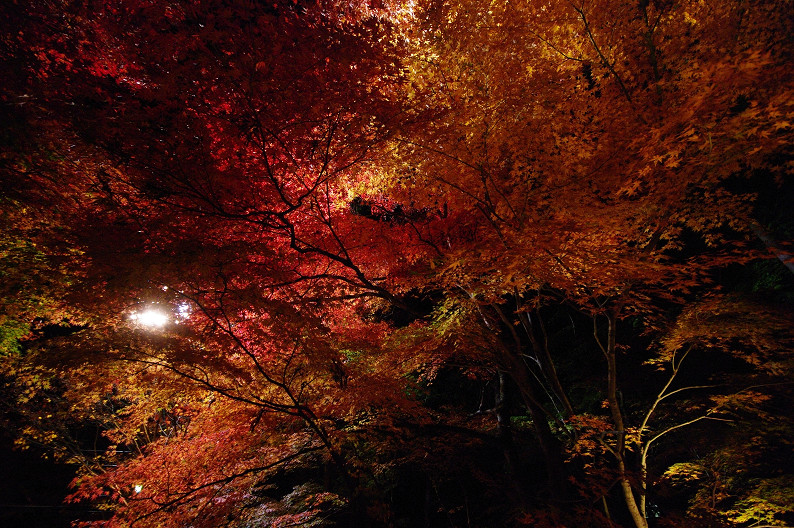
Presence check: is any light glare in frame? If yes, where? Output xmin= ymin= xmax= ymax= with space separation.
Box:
xmin=131 ymin=309 xmax=169 ymax=328
xmin=177 ymin=302 xmax=191 ymax=318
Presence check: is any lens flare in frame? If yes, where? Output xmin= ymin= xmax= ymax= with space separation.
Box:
xmin=130 ymin=308 xmax=169 ymax=328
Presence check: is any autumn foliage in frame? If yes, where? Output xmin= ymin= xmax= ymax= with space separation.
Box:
xmin=1 ymin=0 xmax=793 ymax=526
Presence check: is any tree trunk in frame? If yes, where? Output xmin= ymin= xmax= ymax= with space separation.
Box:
xmin=521 ymin=309 xmax=573 ymax=417
xmin=502 ymin=348 xmax=568 ymax=501
xmin=599 ymin=310 xmax=648 ymax=528
xmin=495 ymin=370 xmax=517 ymax=474
xmin=480 ymin=303 xmax=569 ymax=500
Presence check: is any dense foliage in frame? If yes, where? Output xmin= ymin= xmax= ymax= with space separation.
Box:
xmin=1 ymin=0 xmax=793 ymax=526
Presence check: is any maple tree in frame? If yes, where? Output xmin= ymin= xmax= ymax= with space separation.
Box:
xmin=361 ymin=0 xmax=794 ymax=525
xmin=2 ymin=1 xmax=420 ymax=526
xmin=1 ymin=0 xmax=794 ymax=527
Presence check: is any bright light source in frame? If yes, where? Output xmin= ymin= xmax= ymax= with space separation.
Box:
xmin=133 ymin=484 xmax=143 ymax=494
xmin=176 ymin=302 xmax=191 ymax=319
xmin=130 ymin=308 xmax=169 ymax=328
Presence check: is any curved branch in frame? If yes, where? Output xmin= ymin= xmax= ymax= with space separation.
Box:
xmin=130 ymin=446 xmax=325 ymax=527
